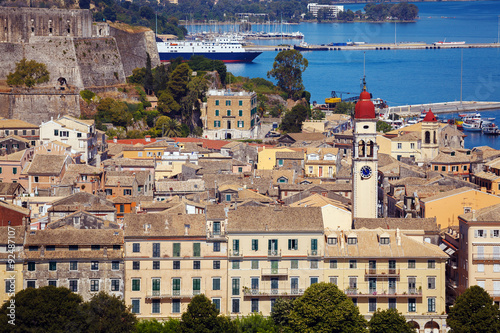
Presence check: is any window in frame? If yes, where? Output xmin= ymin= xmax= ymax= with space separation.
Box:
xmin=369 ymin=298 xmax=377 ymax=312
xmin=173 ymin=243 xmax=180 ymax=257
xmin=251 ymin=299 xmax=259 ymax=312
xmin=48 ymin=280 xmax=57 ymax=287
xmin=232 ymin=260 xmax=240 ymax=270
xmin=291 ymin=260 xmax=299 ymax=269
xmin=90 ymin=279 xmax=99 ymax=292
xmin=111 ymin=279 xmax=120 ymax=292
xmin=239 ymin=100 xmax=243 ymax=106
xmin=226 ymin=100 xmax=231 ymax=106
xmin=442 ymin=166 xmax=446 ymax=172
xmin=329 ymin=276 xmax=338 ymax=285
xmin=478 ymin=263 xmax=485 ymax=272
xmin=12 ymin=167 xmax=17 ymax=175
xmin=69 ymin=280 xmax=78 ymax=292
xmin=349 ymin=260 xmax=357 ymax=269
xmin=389 ymin=298 xmax=396 ymax=309
xmin=49 ymin=261 xmax=57 ymax=271
xmin=133 ymin=261 xmax=140 ymax=270
xmin=70 ymin=261 xmax=77 ymax=270
xmin=330 ymin=260 xmax=338 ymax=269
xmin=239 ymin=109 xmax=243 ymax=116
xmin=288 ymin=239 xmax=298 ymax=250
xmin=54 ymin=129 xmax=59 ymax=136
xmin=173 ymin=261 xmax=180 ymax=270
xmin=172 ymin=299 xmax=181 ymax=313
xmin=69 ymin=245 xmax=78 ymax=251
xmin=494 ymin=264 xmax=500 ymax=272
xmin=213 ymin=261 xmax=220 ymax=269
xmin=410 ymin=143 xmax=415 ymax=149
xmin=227 ymin=110 xmax=231 ymax=116
xmin=212 ymin=298 xmax=221 ymax=311
xmin=232 ymin=298 xmax=240 ymax=313
xmin=408 ymin=298 xmax=416 ymax=312
xmin=152 ymin=261 xmax=160 ymax=270
xmin=152 ymin=299 xmax=160 ymax=314
xmin=27 ymin=261 xmax=36 ymax=271
xmin=427 ymin=297 xmax=436 ymax=312
xmin=225 ymin=194 xmax=232 ymax=201
xmin=132 ymin=243 xmax=140 ymax=253
xmin=213 ymin=242 xmax=220 ymax=252
xmin=492 ymin=230 xmax=500 ymax=238
xmin=428 ymin=260 xmax=436 ymax=269
xmin=91 ymin=261 xmax=99 ymax=271
xmin=132 ymin=278 xmax=140 ymax=291
xmin=327 ymin=237 xmax=337 ymax=245
xmin=46 ymin=246 xmax=56 ymax=251
xmin=310 ymin=277 xmax=319 ymax=285
xmin=123 ymin=189 xmax=131 ymax=196
xmin=308 ymin=166 xmax=313 ymax=174
xmin=397 ymin=143 xmax=402 ymax=149
xmin=238 ymin=167 xmax=243 ymax=173
xmin=193 ymin=243 xmax=201 ymax=257
xmin=215 ymin=100 xmax=219 ymax=106
xmin=137 ymin=152 xmax=143 ymax=157
xmin=232 ymin=278 xmax=240 ymax=296
xmin=232 ymin=239 xmax=239 ymax=255
xmin=193 ymin=261 xmax=201 ymax=270
xmin=310 ymin=260 xmax=319 ymax=269
xmin=152 ymin=243 xmax=160 ymax=258
xmin=347 ymin=237 xmax=357 ymax=245
xmin=193 ymin=278 xmax=201 ymax=295
xmin=131 ymin=299 xmax=140 ymax=314
xmin=475 ymin=230 xmax=487 ymax=238
xmin=408 ymin=260 xmax=416 ymax=269
xmin=213 ymin=222 xmax=221 ymax=235
xmin=29 ymin=246 xmax=38 ymax=251
xmin=278 ymin=159 xmax=284 ymax=166
xmin=77 ymin=132 xmax=82 ymax=138
xmin=251 ymin=260 xmax=259 ymax=270
xmin=214 ymin=120 xmax=221 ymax=127
xmin=428 ymin=277 xmax=436 ymax=289
xmin=215 ymin=109 xmax=219 ymax=116
xmin=434 ymin=166 xmax=438 ymax=171
xmin=380 ymin=237 xmax=390 ymax=245
xmin=237 ymin=121 xmax=244 ymax=128
xmin=91 ymin=245 xmax=100 ymax=251
xmin=213 ymin=278 xmax=221 ymax=290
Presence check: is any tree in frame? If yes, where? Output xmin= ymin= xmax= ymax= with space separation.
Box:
xmin=157 ymin=117 xmax=181 ymax=137
xmin=153 ymin=64 xmax=169 ymax=96
xmin=368 ymin=308 xmax=416 ymax=333
xmin=280 ymin=104 xmax=309 ymax=133
xmin=82 ymin=292 xmax=137 ymax=333
xmin=0 ymin=286 xmax=86 ymax=332
xmin=447 ymin=285 xmax=500 ymax=333
xmin=168 ymin=63 xmax=191 ymax=101
xmin=271 ymin=298 xmax=295 ymax=328
xmin=144 ymin=53 xmax=154 ymax=95
xmin=267 ymin=49 xmax=308 ymax=100
xmin=288 ymin=282 xmax=368 ymax=333
xmin=103 ymin=6 xmax=116 ymax=21
xmin=335 ymin=101 xmax=355 ymax=115
xmin=157 ymin=91 xmax=181 ymax=115
xmin=180 ymin=294 xmax=222 ymax=332
xmin=79 ymin=0 xmax=90 ymax=9
xmin=7 ymin=58 xmax=50 ymax=88
xmin=136 ymin=318 xmax=181 ymax=333
xmin=234 ymin=313 xmax=278 ymax=332
xmin=376 ymin=120 xmax=392 ymax=133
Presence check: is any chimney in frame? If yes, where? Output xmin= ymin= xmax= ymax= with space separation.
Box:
xmin=145 ymin=135 xmax=151 ymax=142
xmin=113 ymin=136 xmax=117 ymax=143
xmin=472 ymin=210 xmax=477 ymax=221
xmin=340 ymin=230 xmax=345 ymax=249
xmin=396 ymin=228 xmax=401 ymax=246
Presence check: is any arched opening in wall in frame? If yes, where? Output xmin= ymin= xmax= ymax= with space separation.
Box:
xmin=99 ymin=29 xmax=102 ymax=35
xmin=367 ymin=140 xmax=374 ymax=157
xmin=408 ymin=321 xmax=420 ymax=330
xmin=225 ymin=132 xmax=232 ymax=139
xmin=433 ymin=131 xmax=437 ymax=144
xmin=67 ymin=20 xmax=71 ymax=34
xmin=424 ymin=321 xmax=440 ymax=333
xmin=48 ymin=19 xmax=53 ymax=34
xmin=358 ymin=140 xmax=365 ymax=157
xmin=425 ymin=131 xmax=430 ymax=144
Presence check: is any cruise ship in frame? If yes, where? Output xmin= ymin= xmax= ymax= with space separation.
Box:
xmin=156 ymin=39 xmax=262 ymax=63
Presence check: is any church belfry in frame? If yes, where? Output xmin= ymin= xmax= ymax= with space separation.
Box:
xmin=421 ymin=109 xmax=439 ymax=162
xmin=352 ymin=89 xmax=378 ymax=219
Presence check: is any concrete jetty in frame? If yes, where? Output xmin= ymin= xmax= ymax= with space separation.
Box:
xmin=388 ymin=101 xmax=500 ymax=117
xmin=244 ymin=43 xmax=500 ymax=52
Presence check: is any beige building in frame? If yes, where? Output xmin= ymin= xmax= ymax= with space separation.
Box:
xmin=0 ymin=225 xmax=25 ymax=303
xmin=202 ymin=89 xmax=259 ymax=140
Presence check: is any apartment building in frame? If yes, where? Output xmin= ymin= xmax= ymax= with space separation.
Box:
xmin=307 ymin=3 xmax=344 ymax=18
xmin=203 ymin=89 xmax=259 ymax=140
xmin=0 ymin=225 xmax=25 ymax=303
xmin=23 ymin=228 xmax=124 ymax=301
xmin=0 ymin=119 xmax=39 ymax=146
xmin=123 ymin=213 xmax=228 ymax=319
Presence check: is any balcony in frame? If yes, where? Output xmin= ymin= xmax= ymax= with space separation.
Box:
xmin=344 ymin=288 xmax=422 ymax=298
xmin=261 ymin=268 xmax=288 ymax=276
xmin=229 ymin=250 xmax=243 ymax=258
xmin=364 ymin=268 xmax=400 ymax=278
xmin=207 ymin=231 xmax=226 ymax=241
xmin=145 ymin=290 xmax=197 ymax=300
xmin=307 ymin=250 xmax=321 ymax=257
xmin=243 ymin=288 xmax=304 ymax=297
xmin=268 ymin=249 xmax=281 ymax=258
xmin=472 ymin=254 xmax=500 ymax=262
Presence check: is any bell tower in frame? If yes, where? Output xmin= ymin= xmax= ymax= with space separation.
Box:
xmin=352 ymin=89 xmax=378 ymax=219
xmin=421 ymin=109 xmax=439 ymax=162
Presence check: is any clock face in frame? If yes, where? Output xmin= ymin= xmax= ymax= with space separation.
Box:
xmin=360 ymin=165 xmax=372 ymax=179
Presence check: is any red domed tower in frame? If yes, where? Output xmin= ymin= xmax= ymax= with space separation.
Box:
xmin=352 ymin=89 xmax=378 ymax=219
xmin=421 ymin=108 xmax=439 ymax=161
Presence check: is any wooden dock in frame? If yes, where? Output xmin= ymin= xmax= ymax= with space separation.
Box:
xmin=244 ymin=43 xmax=500 ymax=52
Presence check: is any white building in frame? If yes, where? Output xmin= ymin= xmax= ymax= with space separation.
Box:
xmin=39 ymin=116 xmax=97 ymax=164
xmin=307 ymin=3 xmax=344 ymax=18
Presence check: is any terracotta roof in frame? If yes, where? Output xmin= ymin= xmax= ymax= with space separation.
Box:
xmin=221 ymin=141 xmax=243 ymax=149
xmin=485 ymin=157 xmax=500 ymax=169
xmin=431 ymin=151 xmax=471 ymax=164
xmin=0 ymin=135 xmax=30 ymax=143
xmin=105 ymin=174 xmax=136 ymax=187
xmin=112 ymin=196 xmax=134 ymax=204
xmin=0 ymin=199 xmax=30 ymax=215
xmin=286 ymin=133 xmax=326 ymax=142
xmin=205 ymin=205 xmax=228 ymax=220
xmin=26 ymin=154 xmax=69 ymax=175
xmin=226 ymin=207 xmax=323 ymax=233
xmin=391 ymin=132 xmax=421 ymax=142
xmin=389 ymin=176 xmax=440 ymax=187
xmin=325 ymin=229 xmax=448 ymax=259
xmin=290 ymin=193 xmax=350 ymax=211
xmin=49 ymin=192 xmax=115 ymax=211
xmin=460 ymin=203 xmax=500 ymax=222
xmin=353 ymin=218 xmax=439 ymax=231
xmin=24 ymin=249 xmax=122 ymax=260
xmin=405 ymin=185 xmax=456 ymax=198
xmin=0 ymin=182 xmax=24 ymax=196
xmin=473 ymin=171 xmax=500 ymax=182
xmin=237 ymin=189 xmax=274 ymax=203
xmin=26 ymin=229 xmax=122 ymax=245
xmin=0 ymin=225 xmax=25 ymax=244
xmin=156 ymin=179 xmax=205 ymax=192
xmin=0 ymin=119 xmax=38 ymax=129
xmin=66 ymin=163 xmax=102 ymax=174
xmin=420 ymin=187 xmax=475 ymax=203
xmin=276 ymin=151 xmax=305 ymax=159
xmin=0 ymin=149 xmax=28 ymax=161
xmin=123 ymin=213 xmax=206 ymax=237
xmin=103 ymin=157 xmax=155 ymax=168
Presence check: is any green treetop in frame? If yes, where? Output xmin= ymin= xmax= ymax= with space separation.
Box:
xmin=267 ymin=49 xmax=308 ymax=101
xmin=7 ymin=58 xmax=50 ymax=88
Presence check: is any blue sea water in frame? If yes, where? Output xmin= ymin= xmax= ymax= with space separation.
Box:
xmin=193 ymin=1 xmax=500 ymax=149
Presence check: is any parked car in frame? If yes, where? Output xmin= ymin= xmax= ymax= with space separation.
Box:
xmin=265 ymin=131 xmax=281 ymax=138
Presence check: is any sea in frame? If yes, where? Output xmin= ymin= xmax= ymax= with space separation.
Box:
xmin=188 ymin=1 xmax=500 ymax=149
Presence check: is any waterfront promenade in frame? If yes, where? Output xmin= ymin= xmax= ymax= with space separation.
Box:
xmin=388 ymin=101 xmax=500 ymax=117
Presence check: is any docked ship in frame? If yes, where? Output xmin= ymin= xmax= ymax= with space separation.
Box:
xmin=156 ymin=39 xmax=262 ymax=63
xmin=433 ymin=41 xmax=466 ymax=45
xmin=293 ymin=42 xmax=329 ymax=51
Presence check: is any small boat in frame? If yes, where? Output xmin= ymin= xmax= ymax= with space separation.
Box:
xmin=482 ymin=123 xmax=499 ymax=135
xmin=462 ymin=121 xmax=483 ymax=132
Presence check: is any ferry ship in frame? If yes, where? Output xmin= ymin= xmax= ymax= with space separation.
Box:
xmin=156 ymin=39 xmax=262 ymax=63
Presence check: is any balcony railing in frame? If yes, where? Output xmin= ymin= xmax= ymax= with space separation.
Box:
xmin=261 ymin=268 xmax=288 ymax=276
xmin=146 ymin=290 xmax=197 ymax=299
xmin=207 ymin=231 xmax=226 ymax=241
xmin=365 ymin=268 xmax=400 ymax=277
xmin=268 ymin=250 xmax=281 ymax=257
xmin=243 ymin=288 xmax=304 ymax=297
xmin=307 ymin=250 xmax=321 ymax=257
xmin=229 ymin=249 xmax=243 ymax=258
xmin=472 ymin=254 xmax=500 ymax=261
xmin=344 ymin=288 xmax=422 ymax=297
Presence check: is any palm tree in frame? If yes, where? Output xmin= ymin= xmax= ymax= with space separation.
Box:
xmin=162 ymin=118 xmax=181 ymax=137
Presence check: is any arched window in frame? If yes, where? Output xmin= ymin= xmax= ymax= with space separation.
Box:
xmin=367 ymin=141 xmax=374 ymax=157
xmin=433 ymin=131 xmax=437 ymax=144
xmin=425 ymin=131 xmax=430 ymax=144
xmin=358 ymin=140 xmax=365 ymax=157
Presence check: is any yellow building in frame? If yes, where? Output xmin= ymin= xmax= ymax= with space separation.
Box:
xmin=123 ymin=213 xmax=228 ymax=319
xmin=0 ymin=226 xmax=24 ymax=303
xmin=290 ymin=194 xmax=352 ymax=230
xmin=304 ymin=148 xmax=338 ymax=178
xmin=389 ymin=132 xmax=421 ymax=161
xmin=420 ymin=187 xmax=500 ymax=228
xmin=203 ymin=89 xmax=259 ymax=140
xmin=257 ymin=147 xmax=295 ymax=170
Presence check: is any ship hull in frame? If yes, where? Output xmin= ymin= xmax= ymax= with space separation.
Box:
xmin=158 ymin=51 xmax=262 ymax=63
